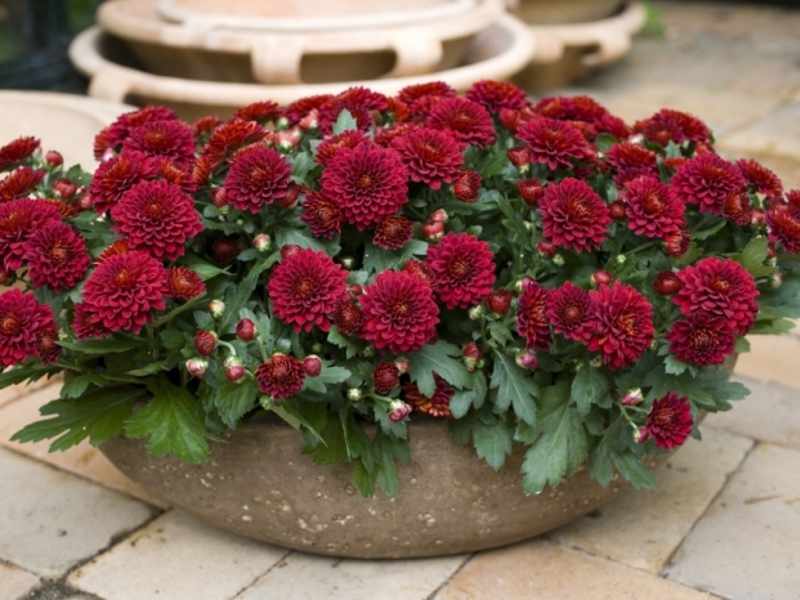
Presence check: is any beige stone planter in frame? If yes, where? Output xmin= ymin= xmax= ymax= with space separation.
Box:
xmin=512 ymin=0 xmax=625 ymax=25
xmin=69 ymin=14 xmax=535 ymax=121
xmin=100 ymin=417 xmax=662 ymax=559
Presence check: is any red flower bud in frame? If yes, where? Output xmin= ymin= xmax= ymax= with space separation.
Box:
xmin=194 ymin=331 xmax=217 ymax=357
xmin=347 ymin=283 xmax=364 ymax=297
xmin=389 ymin=400 xmax=413 ymax=422
xmin=373 ymin=361 xmax=400 ymax=395
xmin=592 ymin=270 xmax=613 ymax=287
xmin=280 ymin=244 xmax=302 ymax=260
xmin=52 ymin=178 xmax=78 ymax=200
xmin=0 ymin=270 xmax=12 ymax=285
xmin=186 ymin=358 xmax=209 ymax=379
xmin=463 ymin=341 xmax=483 ymax=362
xmin=276 ymin=182 xmax=304 ymax=210
xmin=507 ymin=146 xmax=531 ymax=168
xmin=537 ymin=240 xmax=557 ymax=257
xmin=303 ymin=355 xmax=322 ymax=377
xmin=394 ymin=357 xmax=411 ymax=374
xmin=236 ymin=318 xmax=257 ymax=341
xmin=210 ymin=187 xmax=228 ymax=208
xmin=421 ymin=220 xmax=445 ymax=240
xmin=653 ymin=271 xmax=683 ymax=295
xmin=486 ymin=289 xmax=512 ymax=316
xmin=499 ymin=108 xmax=520 ymax=133
xmin=212 ymin=235 xmax=238 ymax=265
xmin=516 ymin=351 xmax=539 ymax=370
xmin=452 ymin=170 xmax=482 ymax=203
xmin=226 ymin=364 xmax=246 ymax=383
xmin=517 ymin=178 xmax=544 ymax=206
xmin=665 ymin=231 xmax=692 ymax=258
xmin=45 ymin=150 xmax=63 ymax=167
xmin=751 ymin=209 xmax=766 ymax=227
xmin=609 ymin=200 xmax=627 ymax=221
xmin=430 ymin=209 xmax=448 ymax=224
xmin=620 ymin=388 xmax=644 ymax=406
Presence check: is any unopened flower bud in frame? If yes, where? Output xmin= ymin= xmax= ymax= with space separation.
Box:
xmin=452 ymin=170 xmax=482 ymax=203
xmin=303 ymin=355 xmax=322 ymax=377
xmin=468 ymin=305 xmax=484 ymax=320
xmin=194 ymin=330 xmax=217 ymax=356
xmin=665 ymin=231 xmax=691 ymax=258
xmin=395 ymin=357 xmax=411 ymax=374
xmin=486 ymin=289 xmax=512 ymax=316
xmin=0 ymin=270 xmax=13 ymax=285
xmin=276 ymin=116 xmax=290 ymax=130
xmin=507 ymin=146 xmax=531 ymax=168
xmin=621 ymin=388 xmax=644 ymax=406
xmin=615 ymin=254 xmax=627 ymax=265
xmin=589 ymin=356 xmax=603 ymax=368
xmin=422 ymin=220 xmax=445 ymax=240
xmin=224 ymin=357 xmax=246 ymax=383
xmin=210 ymin=187 xmax=228 ymax=209
xmin=430 ymin=209 xmax=448 ymax=224
xmin=516 ymin=276 xmax=535 ymax=292
xmin=276 ymin=181 xmax=302 ymax=209
xmin=463 ymin=342 xmax=483 ymax=371
xmin=552 ymin=254 xmax=565 ymax=267
xmin=299 ymin=109 xmax=319 ymax=131
xmin=347 ymin=387 xmax=362 ymax=402
xmin=771 ymin=272 xmax=783 ymax=289
xmin=348 ymin=283 xmax=364 ymax=297
xmin=766 ymin=243 xmax=777 ymax=260
xmin=45 ymin=150 xmax=63 ymax=167
xmin=236 ymin=318 xmax=258 ymax=341
xmin=253 ymin=234 xmax=271 ymax=252
xmin=363 ymin=346 xmax=375 ymax=358
xmin=751 ymin=209 xmax=766 ymax=227
xmin=259 ymin=395 xmax=275 ymax=410
xmin=311 ymin=342 xmax=323 ymax=354
xmin=517 ymin=178 xmax=544 ymax=206
xmin=276 ymin=338 xmax=292 ymax=353
xmin=536 ymin=240 xmax=557 ymax=257
xmin=373 ymin=361 xmax=400 ymax=395
xmin=388 ymin=400 xmax=413 ymax=422
xmin=340 ymin=256 xmax=356 ymax=270
xmin=209 ymin=300 xmax=226 ymax=318
xmin=634 ymin=427 xmax=649 ymax=444
xmin=653 ymin=271 xmax=682 ymax=295
xmin=280 ymin=244 xmax=302 ymax=259
xmin=53 ymin=178 xmax=78 ymax=200
xmin=186 ymin=357 xmax=208 ymax=379
xmin=592 ymin=270 xmax=613 ymax=287
xmin=609 ymin=200 xmax=627 ymax=221
xmin=516 ymin=351 xmax=539 ymax=370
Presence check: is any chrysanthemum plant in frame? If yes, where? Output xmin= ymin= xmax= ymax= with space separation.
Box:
xmin=3 ymin=81 xmax=800 ymax=498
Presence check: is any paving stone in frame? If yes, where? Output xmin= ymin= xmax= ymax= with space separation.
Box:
xmin=0 ymin=561 xmax=41 ymax=600
xmin=706 ymin=378 xmax=800 ymax=450
xmin=0 ymin=385 xmax=167 ymax=508
xmin=665 ymin=443 xmax=800 ymax=600
xmin=235 ymin=552 xmax=468 ymax=600
xmin=550 ymin=427 xmax=753 ymax=572
xmin=68 ymin=510 xmax=288 ymax=600
xmin=718 ymin=103 xmax=800 ymax=161
xmin=734 ymin=334 xmax=800 ymax=390
xmin=0 ymin=378 xmax=60 ymax=409
xmin=0 ymin=447 xmax=155 ymax=578
xmin=434 ymin=540 xmax=720 ymax=600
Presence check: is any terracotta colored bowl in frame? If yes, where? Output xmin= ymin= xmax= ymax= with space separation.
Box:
xmin=97 ymin=0 xmax=504 ymax=84
xmin=69 ymin=15 xmax=535 ymax=121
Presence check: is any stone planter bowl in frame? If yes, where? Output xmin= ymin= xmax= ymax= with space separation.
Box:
xmin=100 ymin=417 xmax=665 ymax=559
xmin=96 ymin=0 xmax=504 ymax=85
xmin=69 ymin=14 xmax=535 ymax=121
xmin=512 ymin=0 xmax=625 ymax=25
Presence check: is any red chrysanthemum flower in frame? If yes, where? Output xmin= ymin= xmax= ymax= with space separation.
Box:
xmin=588 ymin=281 xmax=655 ymax=370
xmin=315 ymin=130 xmax=369 ymax=166
xmin=737 ymin=158 xmax=783 ymax=198
xmin=255 ymin=354 xmax=306 ymax=399
xmin=596 ymin=113 xmax=632 ymax=139
xmin=466 ymin=80 xmax=527 ymax=112
xmin=22 ymin=221 xmax=90 ymax=292
xmin=426 ymin=97 xmax=496 ymax=148
xmin=397 ymin=82 xmax=457 ymax=108
xmin=516 ymin=118 xmax=595 ymax=170
xmin=0 ymin=167 xmax=45 ymax=203
xmin=166 ymin=266 xmax=206 ymax=301
xmin=232 ymin=101 xmax=282 ymax=124
xmin=452 ymin=170 xmax=482 ymax=202
xmin=373 ymin=122 xmax=420 ymax=148
xmin=268 ymin=248 xmax=349 ymax=333
xmin=199 ymin=118 xmax=267 ymax=172
xmin=425 ymin=232 xmax=495 ymax=309
xmin=71 ymin=302 xmax=111 ymax=340
xmin=546 ymin=281 xmax=597 ymax=343
xmin=301 ymin=191 xmax=341 ymax=239
xmin=722 ymin=189 xmax=752 ymax=226
xmin=88 ymin=151 xmax=160 ymax=215
xmin=605 ymin=143 xmax=659 ymax=188
xmin=373 ymin=361 xmax=400 ymax=395
xmin=402 ymin=375 xmax=454 ymax=419
xmin=35 ymin=326 xmax=61 ymax=365
xmin=634 ymin=108 xmax=711 ymax=146
xmin=192 ymin=115 xmax=221 ymax=138
xmin=516 ymin=280 xmax=551 ymax=351
xmin=672 ymin=256 xmax=759 ymax=335
xmin=534 ymin=95 xmax=608 ymax=123
xmin=111 ymin=180 xmax=203 ymax=261
xmin=644 ymin=392 xmax=694 ymax=450
xmin=332 ymin=299 xmax=364 ymax=335
xmin=0 ymin=288 xmax=56 ymax=367
xmin=665 ymin=312 xmax=736 ymax=367
xmin=0 ymin=198 xmax=62 ymax=271
xmin=122 ymin=119 xmax=196 ymax=169
xmin=224 ymin=146 xmax=293 ymax=213
xmin=0 ymin=136 xmax=40 ymax=171
xmin=81 ymin=251 xmax=168 ymax=334
xmin=104 ymin=106 xmax=179 ymax=152
xmin=539 ymin=178 xmax=611 ymax=253
xmin=767 ymin=204 xmax=800 ymax=253
xmin=670 ymin=153 xmax=747 ymax=216
xmin=621 ymin=176 xmax=685 ymax=240
xmin=360 ymin=270 xmax=439 ymax=354
xmin=284 ymin=94 xmax=333 ymax=125
xmin=390 ymin=127 xmax=463 ymax=190
xmin=320 ymin=143 xmax=408 ymax=230
xmin=318 ymin=87 xmax=388 ymax=134
xmin=374 ymin=216 xmax=414 ymax=250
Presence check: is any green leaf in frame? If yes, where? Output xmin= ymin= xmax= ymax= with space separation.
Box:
xmin=159 ymin=328 xmax=187 ymax=351
xmin=362 ymin=240 xmax=428 ymax=275
xmin=155 ymin=292 xmax=208 ymax=327
xmin=214 ymin=378 xmax=258 ymax=429
xmin=611 ymin=450 xmax=657 ymax=489
xmin=177 ymin=254 xmax=228 ymax=281
xmin=125 ymin=377 xmax=214 ymax=463
xmin=692 ymin=219 xmax=727 ymax=241
xmin=472 ymin=419 xmax=513 ymax=470
xmin=748 ymin=317 xmax=795 ymax=335
xmin=332 ymin=109 xmax=358 ymax=135
xmin=521 ymin=403 xmax=588 ymax=495
xmin=408 ymin=341 xmax=473 ymax=397
xmin=588 ymin=417 xmax=624 ymax=487
xmin=221 ymin=254 xmax=276 ymax=331
xmin=595 ymin=133 xmax=617 ymax=153
xmin=571 ymin=367 xmax=610 ymax=416
xmin=11 ymin=386 xmax=142 ymax=451
xmin=352 ymin=459 xmax=376 ymax=498
xmin=0 ymin=364 xmax=53 ymax=388
xmin=316 ymin=365 xmax=352 ymax=385
xmin=734 ymin=336 xmax=751 ymax=353
xmin=489 ymin=351 xmax=539 ymax=425
xmin=58 ymin=337 xmax=138 ymax=355
xmin=60 ymin=373 xmax=107 ymax=399
xmin=664 ymin=354 xmax=689 ymax=375
xmin=327 ymin=326 xmax=361 ymax=359
xmin=449 ymin=389 xmax=474 ymax=419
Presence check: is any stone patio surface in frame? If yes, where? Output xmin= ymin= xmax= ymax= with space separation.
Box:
xmin=2 ymin=1 xmax=800 ymax=598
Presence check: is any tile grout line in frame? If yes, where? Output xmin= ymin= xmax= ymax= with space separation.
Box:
xmin=224 ymin=549 xmax=295 ymax=600
xmin=424 ymin=553 xmax=475 ymax=600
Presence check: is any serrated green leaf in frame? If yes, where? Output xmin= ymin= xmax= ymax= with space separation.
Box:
xmin=60 ymin=373 xmax=108 ymax=399
xmin=58 ymin=337 xmax=138 ymax=355
xmin=449 ymin=389 xmax=474 ymax=419
xmin=317 ymin=365 xmax=352 ymax=385
xmin=327 ymin=326 xmax=361 ymax=359
xmin=472 ymin=419 xmax=513 ymax=470
xmin=571 ymin=367 xmax=610 ymax=416
xmin=588 ymin=416 xmax=624 ymax=487
xmin=220 ymin=254 xmax=276 ymax=331
xmin=0 ymin=364 xmax=50 ymax=388
xmin=352 ymin=459 xmax=376 ymax=498
xmin=177 ymin=254 xmax=228 ymax=281
xmin=596 ymin=133 xmax=618 ymax=153
xmin=159 ymin=328 xmax=187 ymax=350
xmin=748 ymin=317 xmax=795 ymax=335
xmin=692 ymin=219 xmax=727 ymax=241
xmin=237 ymin=248 xmax=258 ymax=262
xmin=193 ymin=310 xmax=216 ymax=331
xmin=362 ymin=240 xmax=428 ymax=275
xmin=409 ymin=341 xmax=473 ymax=397
xmin=215 ymin=378 xmax=258 ymax=428
xmin=740 ymin=236 xmax=769 ymax=274
xmin=489 ymin=351 xmax=539 ymax=425
xmin=125 ymin=377 xmax=213 ymax=463
xmin=664 ymin=354 xmax=689 ymax=375
xmin=611 ymin=450 xmax=657 ymax=489
xmin=332 ymin=109 xmax=358 ymax=135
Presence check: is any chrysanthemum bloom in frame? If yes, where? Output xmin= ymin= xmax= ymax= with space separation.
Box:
xmin=121 ymin=119 xmax=196 ymax=169
xmin=737 ymin=159 xmax=783 ymax=198
xmin=596 ymin=113 xmax=632 ymax=139
xmin=319 ymin=143 xmax=408 ymax=230
xmin=318 ymin=87 xmax=388 ymax=134
xmin=397 ymin=81 xmax=457 ymax=108
xmin=35 ymin=326 xmax=61 ymax=365
xmin=588 ymin=281 xmax=655 ymax=370
xmin=268 ymin=248 xmax=349 ymax=333
xmin=192 ymin=115 xmax=220 ymax=138
xmin=427 ymin=97 xmax=496 ymax=148
xmin=198 ymin=118 xmax=266 ymax=171
xmin=665 ymin=230 xmax=692 ymax=258
xmin=0 ymin=288 xmax=56 ymax=367
xmin=605 ymin=143 xmax=659 ymax=188
xmin=0 ymin=198 xmax=62 ymax=272
xmin=721 ymin=189 xmax=752 ymax=226
xmin=167 ymin=266 xmax=205 ymax=301
xmin=315 ymin=130 xmax=369 ymax=166
xmin=81 ymin=251 xmax=168 ymax=334
xmin=22 ymin=222 xmax=90 ymax=292
xmin=643 ymin=392 xmax=694 ymax=450
xmin=71 ymin=302 xmax=111 ymax=340
xmin=516 ymin=118 xmax=594 ymax=171
xmin=103 ymin=106 xmax=178 ymax=153
xmin=403 ymin=258 xmax=438 ymax=291
xmin=0 ymin=167 xmax=45 ymax=203
xmin=255 ymin=354 xmax=306 ymax=400
xmin=225 ymin=146 xmax=293 ymax=213
xmin=634 ymin=108 xmax=711 ymax=146
xmin=767 ymin=204 xmax=800 ymax=254
xmin=284 ymin=94 xmax=332 ymax=125
xmin=373 ymin=216 xmax=414 ymax=250
xmin=88 ymin=151 xmax=159 ymax=214
xmin=665 ymin=312 xmax=736 ymax=367
xmin=672 ymin=257 xmax=759 ymax=335
xmin=390 ymin=128 xmax=464 ymax=190
xmin=360 ymin=270 xmax=439 ymax=354
xmin=373 ymin=361 xmax=400 ymax=395
xmin=621 ymin=177 xmax=685 ymax=240
xmin=670 ymin=154 xmax=747 ymax=215
xmin=516 ymin=280 xmax=551 ymax=351
xmin=546 ymin=281 xmax=597 ymax=343
xmin=425 ymin=232 xmax=496 ymax=309
xmin=0 ymin=136 xmax=40 ymax=171
xmin=452 ymin=170 xmax=482 ymax=202
xmin=111 ymin=180 xmax=202 ymax=261
xmin=301 ymin=191 xmax=341 ymax=239
xmin=534 ymin=95 xmax=608 ymax=123
xmin=466 ymin=80 xmax=527 ymax=112
xmin=332 ymin=299 xmax=363 ymax=335
xmin=653 ymin=270 xmax=683 ymax=296
xmin=384 ymin=96 xmax=411 ymax=123
xmin=156 ymin=157 xmax=197 ymax=194
xmin=401 ymin=375 xmax=454 ymax=419
xmin=373 ymin=122 xmax=420 ymax=148
xmin=232 ymin=101 xmax=281 ymax=124
xmin=539 ymin=178 xmax=610 ymax=253
xmin=517 ymin=178 xmax=544 ymax=206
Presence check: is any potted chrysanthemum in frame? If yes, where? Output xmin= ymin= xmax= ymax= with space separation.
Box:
xmin=1 ymin=80 xmax=798 ymax=558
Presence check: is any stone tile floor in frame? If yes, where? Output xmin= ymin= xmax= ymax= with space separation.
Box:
xmin=3 ymin=0 xmax=800 ymax=598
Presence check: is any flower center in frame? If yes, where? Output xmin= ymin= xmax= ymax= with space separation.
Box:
xmin=295 ymin=277 xmax=316 ymax=298
xmin=710 ymin=276 xmax=731 ymax=294
xmin=617 ymin=312 xmax=639 ymax=336
xmin=0 ymin=313 xmax=19 ymax=335
xmin=643 ymin=190 xmax=664 ymax=214
xmin=447 ymin=256 xmax=472 ymax=281
xmin=563 ymin=303 xmax=583 ymax=326
xmin=567 ymin=197 xmax=590 ymax=220
xmin=114 ymin=268 xmax=135 ymax=288
xmin=272 ymin=359 xmax=292 ymax=380
xmin=654 ymin=407 xmax=676 ymax=427
xmin=691 ymin=327 xmax=717 ymax=351
xmin=359 ymin=173 xmax=374 ymax=189
xmin=391 ymin=299 xmax=411 ymax=319
xmin=146 ymin=201 xmax=164 ymax=218
xmin=143 ymin=130 xmax=168 ymax=149
xmin=49 ymin=241 xmax=71 ymax=266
